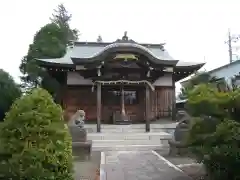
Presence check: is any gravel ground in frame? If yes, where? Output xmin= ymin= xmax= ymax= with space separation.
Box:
xmin=102 ymin=151 xmax=192 ymax=180
xmin=155 ymin=150 xmax=206 ymax=180
xmin=73 ymin=151 xmax=101 ymax=180
xmin=179 ymin=164 xmax=206 ymax=180
xmin=72 ymin=149 xmax=206 ymax=180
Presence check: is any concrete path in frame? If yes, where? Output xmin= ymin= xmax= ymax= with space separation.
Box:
xmin=101 ymin=151 xmax=192 ymax=180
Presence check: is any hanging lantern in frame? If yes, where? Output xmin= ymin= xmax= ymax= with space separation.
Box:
xmin=147 ymin=70 xmax=150 ymax=77
xmin=97 ymin=68 xmax=101 ymax=76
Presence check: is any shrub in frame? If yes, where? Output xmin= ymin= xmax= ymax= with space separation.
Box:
xmin=186 ymin=84 xmax=230 ymax=118
xmin=187 ymin=84 xmax=240 ymax=180
xmin=227 ymin=89 xmax=240 ymax=122
xmin=0 ymin=88 xmax=74 ymax=179
xmin=187 ymin=84 xmax=240 ymax=120
xmin=188 ymin=119 xmax=240 ymax=180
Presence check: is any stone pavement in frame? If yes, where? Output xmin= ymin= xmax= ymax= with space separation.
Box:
xmin=101 ymin=151 xmax=192 ymax=180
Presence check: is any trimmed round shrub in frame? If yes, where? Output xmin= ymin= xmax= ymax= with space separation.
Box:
xmin=0 ymin=88 xmax=74 ymax=179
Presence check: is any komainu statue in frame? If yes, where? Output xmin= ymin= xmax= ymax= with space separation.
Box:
xmin=73 ymin=110 xmax=85 ymax=129
xmin=168 ymin=110 xmax=192 ymax=156
xmin=68 ymin=110 xmax=92 ymax=159
xmin=68 ymin=110 xmax=87 ymax=142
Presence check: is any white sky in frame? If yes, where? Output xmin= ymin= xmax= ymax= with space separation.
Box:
xmin=1 ymin=0 xmax=240 ymax=93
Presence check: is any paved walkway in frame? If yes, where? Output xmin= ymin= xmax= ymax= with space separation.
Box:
xmin=101 ymin=151 xmax=192 ymax=180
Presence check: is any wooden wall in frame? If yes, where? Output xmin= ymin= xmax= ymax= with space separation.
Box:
xmin=63 ymin=85 xmax=174 ymax=122
xmin=150 ymin=86 xmax=174 ymax=119
xmin=63 ymin=86 xmax=96 ymax=121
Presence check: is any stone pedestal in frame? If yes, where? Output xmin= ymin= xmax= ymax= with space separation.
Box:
xmin=69 ymin=126 xmax=87 ymax=142
xmin=68 ymin=126 xmax=92 ymax=160
xmin=168 ymin=111 xmax=191 ymax=156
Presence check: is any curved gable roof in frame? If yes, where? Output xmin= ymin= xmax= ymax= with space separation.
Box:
xmin=36 ymin=40 xmax=204 ymax=71
xmin=71 ymin=42 xmax=178 ymax=65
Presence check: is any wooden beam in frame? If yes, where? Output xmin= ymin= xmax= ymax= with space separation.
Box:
xmin=145 ymin=85 xmax=150 ymax=132
xmin=97 ymin=82 xmax=101 ymax=132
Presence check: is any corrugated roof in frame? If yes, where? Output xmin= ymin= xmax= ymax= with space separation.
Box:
xmin=208 ymin=60 xmax=240 ymax=74
xmin=180 ymin=60 xmax=240 ymax=85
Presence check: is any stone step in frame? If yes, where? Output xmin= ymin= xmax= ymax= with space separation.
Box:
xmin=86 ymin=128 xmax=174 ymax=133
xmin=92 ymin=139 xmax=165 ymax=146
xmin=84 ymin=123 xmax=177 ymax=133
xmin=88 ymin=132 xmax=171 ymax=151
xmin=87 ymin=132 xmax=172 ymax=141
xmin=92 ymin=144 xmax=168 ymax=151
xmin=84 ymin=123 xmax=177 ymax=129
xmin=86 ymin=128 xmax=145 ymax=133
xmin=87 ymin=131 xmax=172 ymax=151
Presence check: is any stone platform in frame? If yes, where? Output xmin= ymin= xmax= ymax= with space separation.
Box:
xmin=86 ymin=124 xmax=176 ymax=151
xmin=85 ymin=123 xmax=177 ymax=133
xmin=100 ymin=151 xmax=192 ymax=180
xmin=88 ymin=132 xmax=172 ymax=151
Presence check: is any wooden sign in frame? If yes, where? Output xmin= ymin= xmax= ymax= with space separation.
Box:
xmin=76 ymin=65 xmax=86 ymax=70
xmin=163 ymin=67 xmax=173 ymax=72
xmin=114 ymin=54 xmax=138 ymax=61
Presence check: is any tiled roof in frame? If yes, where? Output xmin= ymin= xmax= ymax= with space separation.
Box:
xmin=37 ymin=41 xmax=204 ymax=68
xmin=70 ymin=42 xmax=175 ymax=60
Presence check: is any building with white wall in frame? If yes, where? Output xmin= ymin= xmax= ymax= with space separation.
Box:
xmin=181 ymin=60 xmax=240 ymax=87
xmin=207 ymin=60 xmax=240 ymax=86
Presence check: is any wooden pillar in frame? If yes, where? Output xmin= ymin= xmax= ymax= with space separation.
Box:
xmin=172 ymin=75 xmax=176 ymax=121
xmin=97 ymin=82 xmax=101 ymax=132
xmin=60 ymin=72 xmax=67 ymax=108
xmin=145 ymin=85 xmax=150 ymax=132
xmin=120 ymin=85 xmax=126 ymax=120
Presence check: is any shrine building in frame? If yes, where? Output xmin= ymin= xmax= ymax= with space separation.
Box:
xmin=36 ymin=33 xmax=204 ymax=132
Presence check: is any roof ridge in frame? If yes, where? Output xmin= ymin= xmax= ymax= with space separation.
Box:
xmin=73 ymin=41 xmax=165 ymax=48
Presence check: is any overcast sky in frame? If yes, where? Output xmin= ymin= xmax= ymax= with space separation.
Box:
xmin=1 ymin=0 xmax=240 ymax=92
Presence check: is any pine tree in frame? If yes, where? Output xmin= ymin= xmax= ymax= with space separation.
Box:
xmin=19 ymin=4 xmax=79 ymax=95
xmin=19 ymin=23 xmax=66 ymax=91
xmin=50 ymin=3 xmax=79 ymax=43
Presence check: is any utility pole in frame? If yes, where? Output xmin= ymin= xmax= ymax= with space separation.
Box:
xmin=228 ymin=29 xmax=233 ymax=63
xmin=225 ymin=29 xmax=233 ymax=63
xmin=225 ymin=29 xmax=240 ymax=63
